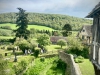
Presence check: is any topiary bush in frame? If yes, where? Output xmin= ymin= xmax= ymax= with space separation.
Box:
xmin=34 ymin=49 xmax=40 ymax=58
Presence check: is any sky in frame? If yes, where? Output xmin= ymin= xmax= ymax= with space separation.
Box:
xmin=0 ymin=0 xmax=100 ymax=18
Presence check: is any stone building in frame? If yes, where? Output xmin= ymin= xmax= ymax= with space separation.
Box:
xmin=86 ymin=2 xmax=100 ymax=75
xmin=77 ymin=25 xmax=92 ymax=45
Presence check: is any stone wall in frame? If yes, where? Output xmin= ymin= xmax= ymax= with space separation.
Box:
xmin=58 ymin=51 xmax=82 ymax=75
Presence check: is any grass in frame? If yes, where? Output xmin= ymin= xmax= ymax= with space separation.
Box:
xmin=28 ymin=25 xmax=54 ymax=31
xmin=78 ymin=59 xmax=94 ymax=75
xmin=0 ymin=23 xmax=17 ymax=29
xmin=0 ymin=23 xmax=54 ymax=31
xmin=0 ymin=36 xmax=14 ymax=39
xmin=46 ymin=44 xmax=67 ymax=51
xmin=0 ymin=49 xmax=12 ymax=57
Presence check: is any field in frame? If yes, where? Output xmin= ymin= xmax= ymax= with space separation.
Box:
xmin=0 ymin=23 xmax=54 ymax=31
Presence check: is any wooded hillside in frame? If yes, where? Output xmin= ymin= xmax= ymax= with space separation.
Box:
xmin=0 ymin=12 xmax=92 ymax=30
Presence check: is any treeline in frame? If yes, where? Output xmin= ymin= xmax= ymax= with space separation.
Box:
xmin=0 ymin=12 xmax=92 ymax=30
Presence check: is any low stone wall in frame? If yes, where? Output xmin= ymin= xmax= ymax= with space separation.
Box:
xmin=59 ymin=51 xmax=82 ymax=75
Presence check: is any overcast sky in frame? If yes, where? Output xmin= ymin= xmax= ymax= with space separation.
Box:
xmin=0 ymin=0 xmax=99 ymax=18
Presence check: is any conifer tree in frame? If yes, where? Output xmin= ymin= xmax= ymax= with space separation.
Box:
xmin=15 ymin=8 xmax=30 ymax=39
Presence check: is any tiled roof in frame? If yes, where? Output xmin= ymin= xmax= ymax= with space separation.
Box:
xmin=84 ymin=25 xmax=92 ymax=36
xmin=50 ymin=36 xmax=67 ymax=43
xmin=86 ymin=2 xmax=100 ymax=18
xmin=77 ymin=25 xmax=92 ymax=37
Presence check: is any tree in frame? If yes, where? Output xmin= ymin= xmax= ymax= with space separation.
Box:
xmin=37 ymin=34 xmax=51 ymax=46
xmin=14 ymin=38 xmax=38 ymax=53
xmin=15 ymin=8 xmax=30 ymax=39
xmin=57 ymin=39 xmax=66 ymax=48
xmin=62 ymin=24 xmax=72 ymax=36
xmin=67 ymin=37 xmax=84 ymax=56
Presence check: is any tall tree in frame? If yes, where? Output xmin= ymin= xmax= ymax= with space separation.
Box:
xmin=15 ymin=8 xmax=30 ymax=39
xmin=62 ymin=24 xmax=72 ymax=36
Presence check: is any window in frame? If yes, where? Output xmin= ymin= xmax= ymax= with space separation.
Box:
xmin=83 ymin=29 xmax=85 ymax=32
xmin=82 ymin=36 xmax=84 ymax=39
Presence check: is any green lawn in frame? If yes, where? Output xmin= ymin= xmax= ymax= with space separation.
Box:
xmin=78 ymin=59 xmax=94 ymax=75
xmin=46 ymin=45 xmax=67 ymax=51
xmin=0 ymin=36 xmax=14 ymax=39
xmin=28 ymin=25 xmax=54 ymax=31
xmin=0 ymin=23 xmax=54 ymax=31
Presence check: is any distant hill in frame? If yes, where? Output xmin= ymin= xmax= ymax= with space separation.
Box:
xmin=0 ymin=12 xmax=92 ymax=30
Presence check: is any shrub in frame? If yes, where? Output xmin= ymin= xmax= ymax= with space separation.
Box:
xmin=66 ymin=37 xmax=89 ymax=58
xmin=40 ymin=57 xmax=45 ymax=62
xmin=7 ymin=45 xmax=14 ymax=50
xmin=67 ymin=46 xmax=89 ymax=58
xmin=82 ymin=46 xmax=89 ymax=58
xmin=0 ymin=26 xmax=12 ymax=30
xmin=74 ymin=56 xmax=84 ymax=63
xmin=34 ymin=49 xmax=40 ymax=58
xmin=67 ymin=47 xmax=82 ymax=56
xmin=56 ymin=59 xmax=66 ymax=70
xmin=13 ymin=60 xmax=27 ymax=75
xmin=15 ymin=39 xmax=30 ymax=53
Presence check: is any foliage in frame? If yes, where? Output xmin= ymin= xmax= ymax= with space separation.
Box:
xmin=14 ymin=38 xmax=30 ymax=53
xmin=28 ymin=39 xmax=38 ymax=52
xmin=74 ymin=56 xmax=84 ymax=63
xmin=0 ymin=26 xmax=12 ymax=30
xmin=66 ymin=37 xmax=89 ymax=58
xmin=40 ymin=57 xmax=45 ymax=62
xmin=13 ymin=60 xmax=27 ymax=75
xmin=57 ymin=39 xmax=66 ymax=48
xmin=34 ymin=49 xmax=40 ymax=58
xmin=24 ymin=56 xmax=58 ymax=75
xmin=14 ymin=38 xmax=38 ymax=53
xmin=7 ymin=45 xmax=14 ymax=50
xmin=0 ymin=12 xmax=92 ymax=30
xmin=67 ymin=37 xmax=83 ymax=50
xmin=0 ymin=55 xmax=10 ymax=75
xmin=62 ymin=24 xmax=72 ymax=36
xmin=46 ymin=58 xmax=66 ymax=75
xmin=0 ymin=29 xmax=14 ymax=36
xmin=81 ymin=46 xmax=89 ymax=58
xmin=37 ymin=34 xmax=51 ymax=46
xmin=14 ymin=8 xmax=30 ymax=39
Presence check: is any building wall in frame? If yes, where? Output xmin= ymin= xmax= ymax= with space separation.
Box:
xmin=78 ymin=27 xmax=92 ymax=45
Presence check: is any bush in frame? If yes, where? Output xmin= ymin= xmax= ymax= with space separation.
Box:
xmin=0 ymin=26 xmax=12 ymax=30
xmin=67 ymin=47 xmax=82 ymax=56
xmin=13 ymin=60 xmax=27 ymax=75
xmin=66 ymin=46 xmax=89 ymax=58
xmin=56 ymin=59 xmax=66 ymax=70
xmin=40 ymin=57 xmax=45 ymax=62
xmin=82 ymin=46 xmax=89 ymax=58
xmin=7 ymin=45 xmax=14 ymax=50
xmin=15 ymin=39 xmax=30 ymax=53
xmin=34 ymin=49 xmax=40 ymax=58
xmin=74 ymin=56 xmax=84 ymax=63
